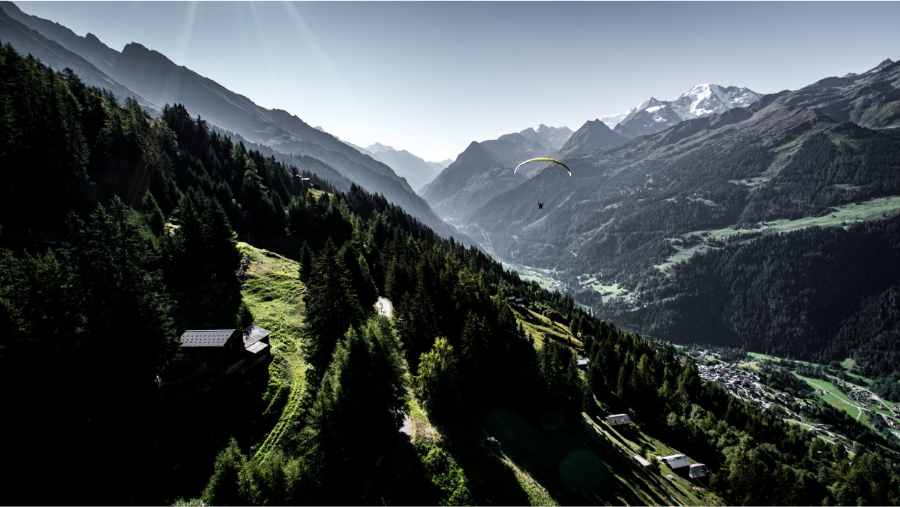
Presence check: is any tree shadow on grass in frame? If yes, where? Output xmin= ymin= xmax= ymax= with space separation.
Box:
xmin=437 ymin=421 xmax=533 ymax=506
xmin=482 ymin=406 xmax=653 ymax=505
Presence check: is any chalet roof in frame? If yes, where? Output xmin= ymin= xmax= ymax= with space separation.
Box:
xmin=246 ymin=341 xmax=269 ymax=354
xmin=689 ymin=463 xmax=708 ymax=478
xmin=243 ymin=325 xmax=271 ymax=347
xmin=180 ymin=329 xmax=237 ymax=348
xmin=658 ymin=454 xmax=690 ymax=469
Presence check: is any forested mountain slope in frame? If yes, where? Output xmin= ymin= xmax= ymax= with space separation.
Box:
xmin=0 ymin=2 xmax=455 ymax=238
xmin=1 ymin=44 xmax=898 ymax=506
xmin=614 ymin=215 xmax=900 ymax=381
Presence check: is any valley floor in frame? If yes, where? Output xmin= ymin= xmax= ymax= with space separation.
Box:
xmin=691 ymin=348 xmax=900 ymax=450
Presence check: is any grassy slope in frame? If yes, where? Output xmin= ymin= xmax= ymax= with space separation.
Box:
xmin=503 ymin=307 xmax=723 ymax=506
xmin=658 ymin=194 xmax=900 ymax=272
xmin=236 ymin=242 xmax=308 ymax=461
xmin=795 ymin=374 xmax=871 ymax=426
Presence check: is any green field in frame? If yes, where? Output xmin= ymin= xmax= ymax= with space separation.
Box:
xmin=742 ymin=352 xmax=897 ymax=438
xmin=586 ymin=414 xmax=722 ymax=506
xmin=512 ymin=306 xmax=582 ymax=350
xmin=236 ymin=242 xmax=309 ymax=461
xmin=794 ymin=374 xmax=872 ymax=427
xmin=658 ymin=195 xmax=900 ymax=272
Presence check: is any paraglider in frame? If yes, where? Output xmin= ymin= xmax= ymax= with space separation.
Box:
xmin=513 ymin=157 xmax=573 ymax=176
xmin=514 ymin=157 xmax=572 ymax=209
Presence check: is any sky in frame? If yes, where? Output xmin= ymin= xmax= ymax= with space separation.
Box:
xmin=18 ymin=1 xmax=900 ymax=161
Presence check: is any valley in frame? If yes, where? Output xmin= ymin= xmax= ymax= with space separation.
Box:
xmin=2 ymin=2 xmax=900 ymax=505
xmin=689 ymin=348 xmax=900 ymax=448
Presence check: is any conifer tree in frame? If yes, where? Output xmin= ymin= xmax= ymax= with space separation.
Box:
xmin=415 ymin=336 xmax=462 ymax=422
xmin=302 ymin=240 xmax=363 ymax=380
xmin=304 ymin=317 xmax=406 ymax=503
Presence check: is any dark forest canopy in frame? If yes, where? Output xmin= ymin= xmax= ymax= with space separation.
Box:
xmin=1 ymin=44 xmax=898 ymax=505
xmin=622 ymin=216 xmax=900 ymax=383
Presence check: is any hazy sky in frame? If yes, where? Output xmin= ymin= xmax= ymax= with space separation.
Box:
xmin=18 ymin=2 xmax=900 ymax=160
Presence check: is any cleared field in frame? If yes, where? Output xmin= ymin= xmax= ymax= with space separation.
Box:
xmin=742 ymin=352 xmax=899 ymax=440
xmin=511 ymin=306 xmax=582 ymax=350
xmin=657 ymin=195 xmax=900 ymax=272
xmin=577 ymin=274 xmax=637 ymax=304
xmin=794 ymin=373 xmax=871 ymax=427
xmin=502 ymin=261 xmax=568 ymax=293
xmin=583 ymin=414 xmax=722 ymax=506
xmin=236 ymin=242 xmax=308 ymax=461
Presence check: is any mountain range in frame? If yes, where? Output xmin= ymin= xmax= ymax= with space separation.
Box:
xmin=612 ymin=83 xmax=762 ymax=138
xmin=473 ymin=58 xmax=900 ymax=276
xmin=422 ymin=124 xmax=572 ymax=223
xmin=423 ymin=84 xmax=758 ymax=234
xmin=594 ymin=86 xmax=762 ymax=133
xmin=0 ymin=1 xmax=455 ymax=238
xmin=361 ymin=143 xmax=450 ymax=192
xmin=466 ymin=57 xmax=900 ymax=367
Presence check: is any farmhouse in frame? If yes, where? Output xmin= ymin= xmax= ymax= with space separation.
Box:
xmin=606 ymin=413 xmax=633 ymax=426
xmin=168 ymin=326 xmax=272 ymax=392
xmin=658 ymin=453 xmax=690 ymax=470
xmin=689 ymin=463 xmax=708 ymax=479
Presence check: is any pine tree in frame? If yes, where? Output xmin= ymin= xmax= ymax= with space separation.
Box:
xmin=142 ymin=191 xmax=166 ymax=236
xmin=203 ymin=439 xmax=252 ymax=506
xmin=304 ymin=317 xmax=406 ymax=503
xmin=415 ymin=336 xmax=462 ymax=423
xmin=302 ymin=240 xmax=363 ymax=380
xmin=298 ymin=241 xmax=314 ymax=283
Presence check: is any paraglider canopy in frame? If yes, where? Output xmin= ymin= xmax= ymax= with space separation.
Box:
xmin=514 ymin=157 xmax=573 ymax=176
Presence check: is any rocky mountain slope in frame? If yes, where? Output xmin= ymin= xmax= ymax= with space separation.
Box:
xmin=422 ymin=124 xmax=572 ymax=223
xmin=558 ymin=119 xmax=628 ymax=159
xmin=471 ymin=58 xmax=900 ymax=299
xmin=613 ymin=83 xmax=761 ymax=138
xmin=363 ymin=143 xmax=449 ymax=192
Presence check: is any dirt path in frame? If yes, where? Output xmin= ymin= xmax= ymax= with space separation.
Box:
xmin=375 ymin=296 xmax=394 ymax=319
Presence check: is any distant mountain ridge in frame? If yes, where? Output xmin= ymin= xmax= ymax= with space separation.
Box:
xmin=422 ymin=124 xmax=572 ymax=222
xmin=612 ymin=83 xmax=762 ymax=138
xmin=558 ymin=119 xmax=628 ymax=159
xmin=363 ymin=143 xmax=449 ymax=192
xmin=0 ymin=1 xmax=456 ymax=238
xmin=0 ymin=5 xmax=145 ymax=105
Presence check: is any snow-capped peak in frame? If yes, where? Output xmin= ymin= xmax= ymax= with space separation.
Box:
xmin=672 ymin=83 xmax=761 ymax=119
xmin=607 ymin=83 xmax=762 ymax=138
